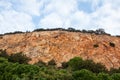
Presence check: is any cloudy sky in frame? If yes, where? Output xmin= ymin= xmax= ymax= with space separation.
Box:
xmin=0 ymin=0 xmax=120 ymax=35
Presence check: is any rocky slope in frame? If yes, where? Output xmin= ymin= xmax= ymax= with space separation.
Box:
xmin=0 ymin=30 xmax=120 ymax=69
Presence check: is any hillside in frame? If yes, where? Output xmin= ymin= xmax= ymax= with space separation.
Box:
xmin=0 ymin=29 xmax=120 ymax=70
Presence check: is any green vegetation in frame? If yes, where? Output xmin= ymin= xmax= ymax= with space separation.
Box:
xmin=0 ymin=50 xmax=120 ymax=80
xmin=0 ymin=28 xmax=112 ymax=36
xmin=33 ymin=28 xmax=110 ymax=35
xmin=0 ymin=50 xmax=31 ymax=64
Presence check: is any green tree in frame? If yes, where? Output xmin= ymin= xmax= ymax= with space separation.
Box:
xmin=72 ymin=69 xmax=98 ymax=80
xmin=0 ymin=57 xmax=8 ymax=63
xmin=67 ymin=57 xmax=107 ymax=73
xmin=61 ymin=62 xmax=68 ymax=69
xmin=8 ymin=52 xmax=31 ymax=64
xmin=111 ymin=73 xmax=120 ymax=80
xmin=109 ymin=68 xmax=120 ymax=74
xmin=97 ymin=73 xmax=113 ymax=80
xmin=68 ymin=57 xmax=83 ymax=71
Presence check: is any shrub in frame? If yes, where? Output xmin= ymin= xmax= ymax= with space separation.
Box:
xmin=109 ymin=42 xmax=115 ymax=47
xmin=67 ymin=57 xmax=107 ymax=73
xmin=109 ymin=68 xmax=120 ymax=74
xmin=48 ymin=59 xmax=56 ymax=66
xmin=8 ymin=52 xmax=31 ymax=64
xmin=68 ymin=27 xmax=76 ymax=32
xmin=68 ymin=57 xmax=83 ymax=71
xmin=97 ymin=73 xmax=113 ymax=80
xmin=0 ymin=49 xmax=9 ymax=59
xmin=111 ymin=73 xmax=120 ymax=80
xmin=72 ymin=69 xmax=98 ymax=80
xmin=81 ymin=60 xmax=107 ymax=73
xmin=95 ymin=28 xmax=105 ymax=34
xmin=35 ymin=60 xmax=46 ymax=67
xmin=61 ymin=62 xmax=69 ymax=69
xmin=94 ymin=44 xmax=99 ymax=48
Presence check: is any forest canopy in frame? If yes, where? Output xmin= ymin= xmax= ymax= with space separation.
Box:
xmin=0 ymin=50 xmax=120 ymax=80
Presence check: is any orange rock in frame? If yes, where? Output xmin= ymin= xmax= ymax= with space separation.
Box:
xmin=0 ymin=31 xmax=120 ymax=70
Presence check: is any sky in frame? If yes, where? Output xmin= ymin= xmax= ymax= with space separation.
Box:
xmin=0 ymin=0 xmax=120 ymax=35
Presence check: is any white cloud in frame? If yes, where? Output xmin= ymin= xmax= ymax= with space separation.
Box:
xmin=39 ymin=13 xmax=63 ymax=28
xmin=0 ymin=0 xmax=120 ymax=35
xmin=70 ymin=11 xmax=91 ymax=29
xmin=40 ymin=0 xmax=120 ymax=35
xmin=39 ymin=0 xmax=78 ymax=28
xmin=0 ymin=0 xmax=12 ymax=10
xmin=43 ymin=0 xmax=77 ymax=17
xmin=91 ymin=2 xmax=120 ymax=35
xmin=0 ymin=10 xmax=35 ymax=34
xmin=11 ymin=0 xmax=41 ymax=16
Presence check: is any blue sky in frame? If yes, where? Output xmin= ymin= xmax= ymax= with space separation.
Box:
xmin=0 ymin=0 xmax=120 ymax=35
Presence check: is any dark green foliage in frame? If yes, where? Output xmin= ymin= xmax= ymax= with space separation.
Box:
xmin=72 ymin=69 xmax=98 ymax=80
xmin=0 ymin=49 xmax=9 ymax=59
xmin=92 ymin=63 xmax=107 ymax=73
xmin=0 ymin=53 xmax=120 ymax=79
xmin=1 ymin=28 xmax=113 ymax=37
xmin=109 ymin=68 xmax=120 ymax=74
xmin=111 ymin=73 xmax=120 ymax=80
xmin=8 ymin=52 xmax=31 ymax=64
xmin=33 ymin=28 xmax=46 ymax=32
xmin=82 ymin=60 xmax=107 ymax=73
xmin=35 ymin=60 xmax=46 ymax=67
xmin=4 ymin=31 xmax=24 ymax=35
xmin=0 ymin=57 xmax=8 ymax=63
xmin=61 ymin=62 xmax=69 ymax=69
xmin=67 ymin=57 xmax=107 ymax=73
xmin=0 ymin=50 xmax=31 ymax=64
xmin=33 ymin=28 xmax=109 ymax=35
xmin=97 ymin=73 xmax=113 ymax=80
xmin=0 ymin=59 xmax=40 ymax=80
xmin=67 ymin=57 xmax=83 ymax=71
xmin=109 ymin=42 xmax=115 ymax=47
xmin=48 ymin=59 xmax=56 ymax=66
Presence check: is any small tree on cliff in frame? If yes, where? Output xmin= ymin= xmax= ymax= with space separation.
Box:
xmin=95 ymin=28 xmax=105 ymax=34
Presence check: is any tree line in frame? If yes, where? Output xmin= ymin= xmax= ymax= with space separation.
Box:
xmin=0 ymin=28 xmax=113 ymax=36
xmin=0 ymin=50 xmax=120 ymax=80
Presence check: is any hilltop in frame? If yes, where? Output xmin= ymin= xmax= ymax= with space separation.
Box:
xmin=0 ymin=28 xmax=120 ymax=70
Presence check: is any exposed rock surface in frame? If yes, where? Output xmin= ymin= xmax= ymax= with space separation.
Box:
xmin=0 ymin=31 xmax=120 ymax=69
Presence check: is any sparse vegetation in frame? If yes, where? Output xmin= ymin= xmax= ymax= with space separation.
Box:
xmin=48 ymin=59 xmax=56 ymax=66
xmin=35 ymin=60 xmax=46 ymax=67
xmin=0 ymin=28 xmax=113 ymax=37
xmin=4 ymin=31 xmax=24 ymax=35
xmin=109 ymin=42 xmax=115 ymax=47
xmin=94 ymin=44 xmax=99 ymax=48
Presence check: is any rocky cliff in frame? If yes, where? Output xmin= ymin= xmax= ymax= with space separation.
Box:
xmin=0 ymin=30 xmax=120 ymax=69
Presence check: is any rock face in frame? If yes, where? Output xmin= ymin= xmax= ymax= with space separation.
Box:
xmin=0 ymin=30 xmax=120 ymax=69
